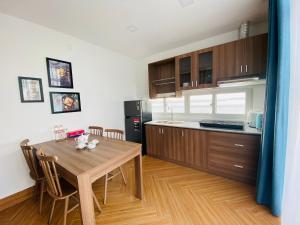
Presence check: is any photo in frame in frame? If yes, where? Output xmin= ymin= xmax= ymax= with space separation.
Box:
xmin=49 ymin=92 xmax=81 ymax=114
xmin=46 ymin=57 xmax=73 ymax=88
xmin=18 ymin=76 xmax=44 ymax=103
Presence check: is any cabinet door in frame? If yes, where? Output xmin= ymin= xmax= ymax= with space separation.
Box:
xmin=195 ymin=48 xmax=217 ymax=88
xmin=173 ymin=128 xmax=185 ymax=162
xmin=216 ymin=41 xmax=238 ymax=80
xmin=243 ymin=33 xmax=268 ymax=76
xmin=175 ymin=53 xmax=196 ymax=91
xmin=159 ymin=126 xmax=173 ymax=159
xmin=146 ymin=125 xmax=158 ymax=156
xmin=184 ymin=129 xmax=207 ymax=169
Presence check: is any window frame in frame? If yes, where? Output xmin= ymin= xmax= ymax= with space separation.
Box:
xmin=150 ymin=87 xmax=253 ymax=121
xmin=189 ymin=94 xmax=213 ymax=114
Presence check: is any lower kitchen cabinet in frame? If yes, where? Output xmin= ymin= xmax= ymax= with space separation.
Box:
xmin=146 ymin=125 xmax=173 ymax=159
xmin=207 ymin=131 xmax=260 ymax=184
xmin=145 ymin=124 xmax=261 ymax=185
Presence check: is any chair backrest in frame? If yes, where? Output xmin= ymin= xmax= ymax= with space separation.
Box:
xmin=88 ymin=126 xmax=103 ymax=136
xmin=36 ymin=149 xmax=63 ymax=197
xmin=105 ymin=129 xmax=124 ymax=140
xmin=20 ymin=139 xmax=41 ymax=180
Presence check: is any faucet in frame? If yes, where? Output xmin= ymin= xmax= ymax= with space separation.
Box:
xmin=170 ymin=106 xmax=174 ymax=121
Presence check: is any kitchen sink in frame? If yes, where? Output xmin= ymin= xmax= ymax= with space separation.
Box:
xmin=155 ymin=120 xmax=184 ymax=125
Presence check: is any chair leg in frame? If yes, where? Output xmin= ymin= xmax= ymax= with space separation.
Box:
xmin=119 ymin=167 xmax=127 ymax=185
xmin=34 ymin=181 xmax=39 ymax=200
xmin=104 ymin=174 xmax=108 ymax=204
xmin=48 ymin=199 xmax=56 ymax=225
xmin=63 ymin=197 xmax=69 ymax=225
xmin=92 ymin=192 xmax=102 ymax=212
xmin=39 ymin=181 xmax=45 ymax=214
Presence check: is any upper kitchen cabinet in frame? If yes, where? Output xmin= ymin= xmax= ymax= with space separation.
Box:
xmin=175 ymin=53 xmax=195 ymax=91
xmin=148 ymin=33 xmax=268 ymax=98
xmin=215 ymin=41 xmax=238 ymax=80
xmin=195 ymin=47 xmax=217 ymax=88
xmin=216 ymin=33 xmax=268 ymax=80
xmin=148 ymin=58 xmax=177 ymax=99
xmin=239 ymin=33 xmax=268 ymax=77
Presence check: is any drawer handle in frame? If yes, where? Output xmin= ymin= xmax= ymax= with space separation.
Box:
xmin=234 ymin=144 xmax=244 ymax=147
xmin=234 ymin=164 xmax=244 ymax=169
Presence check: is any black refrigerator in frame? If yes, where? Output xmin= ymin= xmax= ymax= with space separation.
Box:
xmin=124 ymin=100 xmax=152 ymax=155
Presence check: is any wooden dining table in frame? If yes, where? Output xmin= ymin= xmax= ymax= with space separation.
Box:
xmin=34 ymin=135 xmax=143 ymax=225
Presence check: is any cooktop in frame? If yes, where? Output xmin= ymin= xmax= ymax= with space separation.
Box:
xmin=199 ymin=120 xmax=244 ymax=130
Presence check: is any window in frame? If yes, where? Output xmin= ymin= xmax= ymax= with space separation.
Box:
xmin=190 ymin=95 xmax=213 ymax=113
xmin=150 ymin=99 xmax=164 ymax=113
xmin=216 ymin=92 xmax=246 ymax=114
xmin=166 ymin=97 xmax=185 ymax=113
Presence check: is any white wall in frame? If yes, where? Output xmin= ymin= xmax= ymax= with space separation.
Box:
xmin=0 ymin=13 xmax=137 ymax=198
xmin=135 ymin=22 xmax=268 ymax=121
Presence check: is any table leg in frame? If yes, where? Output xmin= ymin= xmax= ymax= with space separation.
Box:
xmin=134 ymin=153 xmax=143 ymax=199
xmin=77 ymin=174 xmax=95 ymax=225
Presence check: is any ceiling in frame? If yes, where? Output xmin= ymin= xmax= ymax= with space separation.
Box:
xmin=0 ymin=0 xmax=268 ymax=59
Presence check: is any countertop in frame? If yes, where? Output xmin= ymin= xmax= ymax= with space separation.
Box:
xmin=145 ymin=121 xmax=262 ymax=135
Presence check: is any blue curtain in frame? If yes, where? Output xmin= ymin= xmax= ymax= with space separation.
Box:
xmin=256 ymin=0 xmax=290 ymax=216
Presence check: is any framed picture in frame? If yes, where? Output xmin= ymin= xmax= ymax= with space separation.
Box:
xmin=46 ymin=57 xmax=73 ymax=88
xmin=18 ymin=76 xmax=44 ymax=103
xmin=49 ymin=92 xmax=81 ymax=114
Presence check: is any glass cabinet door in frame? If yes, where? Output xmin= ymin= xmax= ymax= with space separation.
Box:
xmin=197 ymin=50 xmax=213 ymax=86
xmin=178 ymin=55 xmax=192 ymax=89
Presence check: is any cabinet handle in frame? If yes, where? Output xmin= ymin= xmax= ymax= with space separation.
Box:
xmin=234 ymin=164 xmax=244 ymax=169
xmin=181 ymin=130 xmax=184 ymax=137
xmin=234 ymin=144 xmax=244 ymax=147
xmin=161 ymin=128 xmax=164 ymax=134
xmin=196 ymin=80 xmax=198 ymax=87
xmin=240 ymin=65 xmax=243 ymax=73
xmin=245 ymin=65 xmax=248 ymax=73
xmin=191 ymin=81 xmax=194 ymax=87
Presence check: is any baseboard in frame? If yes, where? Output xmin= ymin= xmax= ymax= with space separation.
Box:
xmin=0 ymin=186 xmax=34 ymax=212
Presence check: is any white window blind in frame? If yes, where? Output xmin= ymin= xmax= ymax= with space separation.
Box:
xmin=216 ymin=92 xmax=246 ymax=114
xmin=190 ymin=95 xmax=213 ymax=113
xmin=150 ymin=99 xmax=164 ymax=113
xmin=166 ymin=97 xmax=185 ymax=113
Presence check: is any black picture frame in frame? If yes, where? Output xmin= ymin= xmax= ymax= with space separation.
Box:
xmin=46 ymin=57 xmax=74 ymax=88
xmin=18 ymin=76 xmax=44 ymax=103
xmin=49 ymin=92 xmax=81 ymax=114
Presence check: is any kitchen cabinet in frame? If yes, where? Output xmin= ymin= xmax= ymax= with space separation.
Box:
xmin=207 ymin=131 xmax=260 ymax=184
xmin=146 ymin=124 xmax=260 ymax=185
xmin=184 ymin=129 xmax=207 ymax=169
xmin=175 ymin=48 xmax=217 ymax=91
xmin=148 ymin=58 xmax=177 ymax=99
xmin=239 ymin=33 xmax=268 ymax=76
xmin=148 ymin=33 xmax=268 ymax=98
xmin=216 ymin=33 xmax=268 ymax=80
xmin=195 ymin=47 xmax=217 ymax=88
xmin=175 ymin=53 xmax=195 ymax=91
xmin=215 ymin=41 xmax=238 ymax=80
xmin=145 ymin=125 xmax=173 ymax=158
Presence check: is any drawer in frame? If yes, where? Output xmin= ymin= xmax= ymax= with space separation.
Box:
xmin=208 ymin=154 xmax=257 ymax=184
xmin=207 ymin=131 xmax=260 ymax=158
xmin=207 ymin=131 xmax=260 ymax=184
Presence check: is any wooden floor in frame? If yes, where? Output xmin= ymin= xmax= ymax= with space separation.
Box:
xmin=0 ymin=156 xmax=280 ymax=225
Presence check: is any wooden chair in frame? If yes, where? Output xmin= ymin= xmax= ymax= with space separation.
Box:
xmin=103 ymin=129 xmax=127 ymax=204
xmin=88 ymin=126 xmax=104 ymax=136
xmin=105 ymin=129 xmax=124 ymax=140
xmin=20 ymin=139 xmax=45 ymax=214
xmin=36 ymin=149 xmax=102 ymax=225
